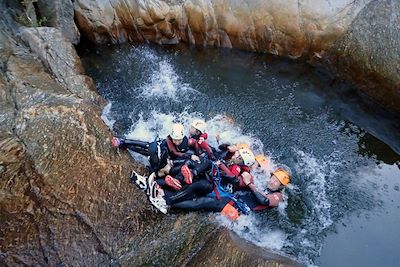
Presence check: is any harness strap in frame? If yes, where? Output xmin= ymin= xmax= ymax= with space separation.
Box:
xmin=209 ymin=162 xmax=250 ymax=214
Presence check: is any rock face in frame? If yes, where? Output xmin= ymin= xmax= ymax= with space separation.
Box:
xmin=188 ymin=229 xmax=303 ymax=267
xmin=0 ymin=11 xmax=147 ymax=264
xmin=74 ymin=0 xmax=368 ymax=58
xmin=36 ymin=0 xmax=80 ymax=44
xmin=73 ymin=0 xmax=400 ymax=113
xmin=20 ymin=27 xmax=101 ymax=105
xmin=0 ymin=2 xmax=299 ymax=266
xmin=320 ymin=0 xmax=400 ymax=113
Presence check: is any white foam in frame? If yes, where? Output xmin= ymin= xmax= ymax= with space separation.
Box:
xmin=217 ymin=213 xmax=287 ymax=251
xmin=296 ymin=150 xmax=333 ymax=230
xmin=101 ymin=102 xmax=115 ymax=129
xmin=139 ymin=59 xmax=197 ymax=99
xmin=132 ymin=46 xmax=160 ymax=62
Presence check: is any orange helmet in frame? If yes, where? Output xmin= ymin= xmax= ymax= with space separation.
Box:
xmin=236 ymin=143 xmax=250 ymax=150
xmin=255 ymin=155 xmax=270 ymax=170
xmin=272 ymin=168 xmax=291 ymax=186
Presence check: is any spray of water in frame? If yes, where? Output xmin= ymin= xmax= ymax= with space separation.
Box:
xmin=139 ymin=59 xmax=197 ymax=99
xmin=95 ymin=45 xmax=353 ymax=266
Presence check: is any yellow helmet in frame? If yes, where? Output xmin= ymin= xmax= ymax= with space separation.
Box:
xmin=255 ymin=155 xmax=269 ymax=170
xmin=236 ymin=143 xmax=250 ymax=150
xmin=272 ymin=169 xmax=291 ymax=186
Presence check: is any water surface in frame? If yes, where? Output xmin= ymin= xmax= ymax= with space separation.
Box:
xmin=78 ymin=43 xmax=400 ymax=266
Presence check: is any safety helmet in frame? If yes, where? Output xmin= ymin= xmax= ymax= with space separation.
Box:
xmin=272 ymin=168 xmax=291 ymax=186
xmin=255 ymin=155 xmax=269 ymax=170
xmin=170 ymin=123 xmax=184 ymax=139
xmin=191 ymin=119 xmax=207 ymax=133
xmin=236 ymin=143 xmax=250 ymax=150
xmin=238 ymin=148 xmax=255 ymax=167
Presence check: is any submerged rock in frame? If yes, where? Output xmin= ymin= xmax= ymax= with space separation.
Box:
xmin=188 ymin=229 xmax=304 ymax=267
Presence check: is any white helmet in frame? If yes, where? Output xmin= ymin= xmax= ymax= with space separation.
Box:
xmin=170 ymin=123 xmax=184 ymax=139
xmin=238 ymin=148 xmax=255 ymax=167
xmin=191 ymin=119 xmax=207 ymax=133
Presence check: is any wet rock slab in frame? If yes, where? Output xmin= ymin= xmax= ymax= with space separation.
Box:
xmin=0 ymin=3 xmax=299 ymax=266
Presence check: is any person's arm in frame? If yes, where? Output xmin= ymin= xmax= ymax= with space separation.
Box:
xmin=247 ymin=183 xmax=270 ymax=206
xmin=235 ymin=169 xmax=254 ymax=188
xmin=242 ymin=172 xmax=271 ymax=206
xmin=218 ymin=163 xmax=240 ymax=185
xmin=199 ymin=141 xmax=215 ymax=160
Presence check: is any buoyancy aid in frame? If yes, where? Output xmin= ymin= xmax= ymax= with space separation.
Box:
xmin=165 ymin=135 xmax=191 ymax=160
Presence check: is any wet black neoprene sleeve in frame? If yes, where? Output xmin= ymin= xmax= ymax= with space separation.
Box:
xmin=252 ymin=191 xmax=270 ymax=206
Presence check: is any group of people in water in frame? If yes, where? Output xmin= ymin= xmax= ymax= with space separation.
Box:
xmin=111 ymin=119 xmax=291 ymax=220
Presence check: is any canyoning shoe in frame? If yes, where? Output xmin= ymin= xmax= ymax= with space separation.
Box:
xmin=146 ymin=172 xmax=156 ymax=196
xmin=111 ymin=137 xmax=121 ymax=148
xmin=181 ymin=165 xmax=193 ymax=185
xmin=130 ymin=170 xmax=148 ymax=191
xmin=149 ymin=181 xmax=168 ymax=214
xmin=165 ymin=175 xmax=182 ymax=190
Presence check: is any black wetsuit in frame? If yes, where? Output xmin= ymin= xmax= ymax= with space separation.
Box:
xmin=161 ymin=160 xmax=214 ymax=204
xmin=118 ymin=139 xmax=151 ymax=156
xmin=170 ymin=187 xmax=281 ymax=213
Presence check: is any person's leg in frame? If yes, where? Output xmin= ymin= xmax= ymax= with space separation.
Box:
xmin=192 ymin=159 xmax=212 ymax=176
xmin=121 ymin=139 xmax=150 ymax=149
xmin=118 ymin=139 xmax=150 ymax=155
xmin=165 ymin=179 xmax=213 ymax=205
xmin=172 ymin=197 xmax=229 ymax=212
xmin=170 ymin=159 xmax=211 ymax=177
xmin=130 ymin=146 xmax=150 ymax=156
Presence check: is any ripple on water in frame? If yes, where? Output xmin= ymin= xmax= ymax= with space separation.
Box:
xmin=78 ymin=43 xmax=400 ymax=266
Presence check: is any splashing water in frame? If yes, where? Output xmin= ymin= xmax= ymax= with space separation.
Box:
xmin=140 ymin=60 xmax=197 ymax=99
xmin=101 ymin=102 xmax=116 ymax=129
xmin=80 ymin=43 xmax=400 ymax=266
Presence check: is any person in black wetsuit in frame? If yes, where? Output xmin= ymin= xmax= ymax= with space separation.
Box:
xmin=111 ymin=135 xmax=170 ymax=173
xmin=161 ymin=167 xmax=292 ymax=220
xmin=161 ymin=159 xmax=214 ymax=203
xmin=164 ymin=123 xmax=200 ymax=161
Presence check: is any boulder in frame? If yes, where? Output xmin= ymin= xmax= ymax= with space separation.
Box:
xmin=320 ymin=0 xmax=400 ymax=113
xmin=73 ymin=0 xmax=368 ymax=58
xmin=20 ymin=27 xmax=102 ymax=106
